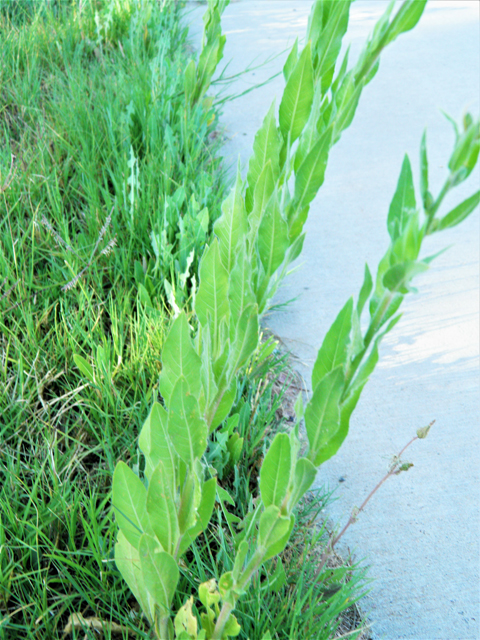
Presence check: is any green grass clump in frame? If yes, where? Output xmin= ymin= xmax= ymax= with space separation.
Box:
xmin=0 ymin=0 xmax=229 ymax=635
xmin=0 ymin=0 xmax=229 ymax=434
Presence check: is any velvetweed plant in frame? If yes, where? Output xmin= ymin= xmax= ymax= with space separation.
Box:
xmin=112 ymin=1 xmax=480 ymax=638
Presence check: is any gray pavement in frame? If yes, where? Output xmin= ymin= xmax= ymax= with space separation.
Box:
xmin=186 ymin=2 xmax=480 ymax=638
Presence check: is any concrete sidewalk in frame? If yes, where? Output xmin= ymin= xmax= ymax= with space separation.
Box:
xmin=187 ymin=2 xmax=480 ymax=638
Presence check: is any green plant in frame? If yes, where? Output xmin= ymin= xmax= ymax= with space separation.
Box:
xmin=112 ymin=1 xmax=479 ymax=638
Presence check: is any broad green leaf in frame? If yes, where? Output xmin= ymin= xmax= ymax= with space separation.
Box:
xmin=113 ymin=462 xmax=148 ymax=548
xmin=332 ymin=72 xmax=364 ymax=142
xmin=306 ymin=0 xmax=323 ymax=49
xmin=218 ymin=571 xmax=234 ymax=598
xmin=294 ymin=82 xmax=324 ymax=172
xmin=177 ymin=470 xmax=196 ymax=535
xmin=387 ymin=155 xmax=417 ymax=241
xmin=224 ymin=614 xmax=241 ymax=637
xmin=168 ymin=378 xmax=208 ymax=467
xmin=174 ymin=597 xmax=198 ymax=638
xmin=287 ymin=204 xmax=309 ymax=243
xmin=184 ymin=59 xmax=196 ymax=103
xmin=246 ymin=102 xmax=282 ymax=212
xmin=437 ymin=190 xmax=480 ymax=231
xmin=293 ymin=125 xmax=333 ymax=216
xmin=138 ymin=402 xmax=176 ymax=487
xmin=259 ymin=433 xmax=291 ymax=509
xmin=115 ymin=531 xmax=154 ymax=623
xmin=383 ymin=260 xmax=428 ymax=294
xmin=369 ymin=290 xmax=403 ymax=329
xmin=357 ymin=263 xmax=373 ymax=316
xmin=288 ymin=457 xmax=317 ymax=511
xmin=316 ymin=0 xmax=351 ymax=94
xmin=419 ymin=129 xmax=429 ymax=209
xmin=195 ymin=239 xmax=229 ymax=339
xmin=305 ymin=367 xmax=345 ymax=467
xmin=73 ymin=354 xmax=95 ymax=384
xmin=146 ymin=463 xmax=179 ymax=556
xmin=178 ymin=478 xmax=217 ymax=556
xmin=312 ymin=298 xmax=353 ymax=391
xmin=283 ymin=38 xmax=298 ymax=82
xmin=330 ymin=314 xmax=401 ymax=463
xmin=194 ymin=36 xmax=226 ymax=103
xmin=258 ymin=505 xmax=294 ymax=560
xmin=139 ymin=534 xmax=179 ymax=613
xmin=331 ymin=45 xmax=350 ymax=96
xmin=385 ymin=0 xmax=427 ymax=46
xmin=232 ymin=540 xmax=249 ymax=581
xmin=207 ymin=377 xmax=237 ymax=431
xmin=227 ymin=433 xmax=243 ymax=464
xmin=320 ymin=383 xmax=365 ymax=467
xmin=228 ymin=244 xmax=256 ymax=325
xmin=285 ymin=231 xmax=306 ymax=265
xmin=279 ymin=41 xmax=314 ymax=144
xmin=227 ymin=303 xmax=259 ymax=375
xmin=257 ymin=190 xmax=289 ymax=278
xmin=159 ymin=312 xmax=202 ymax=404
xmin=390 ymin=211 xmax=421 ymax=262
xmin=249 ymin=160 xmax=276 ymax=242
xmin=213 ymin=168 xmax=247 ymax=271
xmin=196 ymin=477 xmax=217 ymax=528
xmin=217 ymin=483 xmax=235 ymax=507
xmin=198 ymin=323 xmax=218 ymax=410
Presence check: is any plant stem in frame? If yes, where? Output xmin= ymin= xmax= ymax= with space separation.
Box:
xmin=211 ymin=601 xmax=234 ymax=640
xmin=313 ymin=434 xmax=419 ymax=581
xmin=426 ymin=175 xmax=452 ymax=233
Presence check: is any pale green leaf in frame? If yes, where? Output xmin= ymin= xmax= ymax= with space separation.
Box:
xmin=305 ymin=367 xmax=345 ymax=467
xmin=115 ymin=531 xmax=154 ymax=623
xmin=249 ymin=160 xmax=276 ymax=242
xmin=438 ymin=190 xmax=480 ymax=231
xmin=195 ymin=239 xmax=229 ymax=336
xmin=357 ymin=263 xmax=373 ymax=316
xmin=113 ymin=462 xmax=148 ymax=548
xmin=259 ymin=433 xmax=291 ymax=509
xmin=279 ymin=41 xmax=314 ymax=144
xmin=139 ymin=534 xmax=179 ymax=613
xmin=227 ymin=303 xmax=259 ymax=375
xmin=245 ymin=101 xmax=282 ymax=212
xmin=315 ymin=0 xmax=351 ymax=94
xmin=73 ymin=354 xmax=95 ymax=384
xmin=168 ymin=378 xmax=208 ymax=467
xmin=159 ymin=312 xmax=202 ymax=404
xmin=178 ymin=477 xmax=217 ymax=556
xmin=419 ymin=129 xmax=429 ymax=209
xmin=383 ymin=260 xmax=428 ymax=294
xmin=213 ymin=168 xmax=247 ymax=272
xmin=258 ymin=505 xmax=294 ymax=560
xmin=207 ymin=377 xmax=237 ymax=431
xmin=385 ymin=0 xmax=427 ymax=45
xmin=283 ymin=38 xmax=298 ymax=82
xmin=312 ymin=298 xmax=353 ymax=391
xmin=146 ymin=463 xmax=179 ymax=556
xmin=228 ymin=242 xmax=256 ymax=322
xmin=387 ymin=154 xmax=417 ymax=241
xmin=257 ymin=190 xmax=289 ymax=278
xmin=288 ymin=457 xmax=317 ymax=511
xmin=138 ymin=402 xmax=176 ymax=486
xmin=293 ymin=125 xmax=333 ymax=216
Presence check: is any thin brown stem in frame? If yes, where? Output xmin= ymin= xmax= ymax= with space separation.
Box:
xmin=313 ymin=433 xmax=421 ymax=581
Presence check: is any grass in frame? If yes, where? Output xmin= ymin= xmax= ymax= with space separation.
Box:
xmin=0 ymin=1 xmax=368 ymax=638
